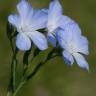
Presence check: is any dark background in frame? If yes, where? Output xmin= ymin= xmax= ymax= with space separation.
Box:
xmin=0 ymin=0 xmax=96 ymax=96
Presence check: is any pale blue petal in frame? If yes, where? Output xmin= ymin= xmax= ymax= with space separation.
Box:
xmin=57 ymin=22 xmax=89 ymax=55
xmin=48 ymin=33 xmax=56 ymax=47
xmin=60 ymin=16 xmax=74 ymax=28
xmin=74 ymin=53 xmax=89 ymax=71
xmin=56 ymin=21 xmax=82 ymax=48
xmin=59 ymin=20 xmax=81 ymax=43
xmin=26 ymin=31 xmax=48 ymax=50
xmin=48 ymin=0 xmax=62 ymax=32
xmin=29 ymin=10 xmax=48 ymax=30
xmin=62 ymin=50 xmax=74 ymax=65
xmin=48 ymin=0 xmax=62 ymax=19
xmin=17 ymin=0 xmax=33 ymax=20
xmin=74 ymin=35 xmax=89 ymax=55
xmin=56 ymin=28 xmax=69 ymax=49
xmin=56 ymin=27 xmax=74 ymax=47
xmin=80 ymin=36 xmax=89 ymax=55
xmin=16 ymin=33 xmax=31 ymax=51
xmin=63 ymin=21 xmax=81 ymax=38
xmin=8 ymin=14 xmax=20 ymax=28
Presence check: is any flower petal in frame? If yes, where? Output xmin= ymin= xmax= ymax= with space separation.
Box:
xmin=47 ymin=0 xmax=62 ymax=32
xmin=58 ymin=21 xmax=82 ymax=44
xmin=17 ymin=0 xmax=33 ymax=20
xmin=56 ymin=21 xmax=84 ymax=50
xmin=28 ymin=9 xmax=48 ymax=31
xmin=16 ymin=33 xmax=31 ymax=51
xmin=62 ymin=50 xmax=74 ymax=65
xmin=63 ymin=21 xmax=82 ymax=38
xmin=57 ymin=21 xmax=89 ymax=56
xmin=26 ymin=31 xmax=48 ymax=50
xmin=56 ymin=28 xmax=69 ymax=49
xmin=49 ymin=0 xmax=62 ymax=17
xmin=60 ymin=16 xmax=74 ymax=28
xmin=73 ymin=53 xmax=89 ymax=71
xmin=74 ymin=35 xmax=89 ymax=55
xmin=47 ymin=33 xmax=56 ymax=47
xmin=8 ymin=14 xmax=20 ymax=28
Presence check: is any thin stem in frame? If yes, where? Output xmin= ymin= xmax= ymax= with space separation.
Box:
xmin=7 ymin=48 xmax=18 ymax=95
xmin=27 ymin=62 xmax=43 ymax=80
xmin=27 ymin=54 xmax=59 ymax=81
xmin=12 ymin=59 xmax=16 ymax=92
xmin=12 ymin=48 xmax=18 ymax=92
xmin=7 ymin=91 xmax=10 ymax=96
xmin=27 ymin=47 xmax=61 ymax=81
xmin=10 ymin=48 xmax=60 ymax=96
xmin=23 ymin=49 xmax=31 ymax=76
xmin=9 ymin=40 xmax=14 ymax=54
xmin=13 ymin=80 xmax=26 ymax=96
xmin=11 ymin=54 xmax=59 ymax=96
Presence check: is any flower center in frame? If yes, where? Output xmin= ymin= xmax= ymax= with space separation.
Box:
xmin=19 ymin=23 xmax=30 ymax=33
xmin=20 ymin=27 xmax=26 ymax=32
xmin=68 ymin=44 xmax=75 ymax=54
xmin=48 ymin=24 xmax=57 ymax=33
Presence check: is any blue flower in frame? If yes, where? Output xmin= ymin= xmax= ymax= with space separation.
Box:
xmin=47 ymin=0 xmax=63 ymax=47
xmin=8 ymin=0 xmax=48 ymax=51
xmin=56 ymin=19 xmax=89 ymax=70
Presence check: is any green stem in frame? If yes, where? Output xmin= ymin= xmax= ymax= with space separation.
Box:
xmin=7 ymin=91 xmax=11 ymax=96
xmin=27 ymin=54 xmax=59 ymax=81
xmin=7 ymin=48 xmax=18 ymax=95
xmin=23 ymin=49 xmax=31 ymax=76
xmin=10 ymin=49 xmax=60 ymax=96
xmin=13 ymin=80 xmax=26 ymax=96
xmin=11 ymin=55 xmax=59 ymax=96
xmin=12 ymin=49 xmax=18 ymax=92
xmin=12 ymin=59 xmax=16 ymax=92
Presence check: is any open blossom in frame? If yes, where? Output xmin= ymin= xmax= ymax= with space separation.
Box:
xmin=47 ymin=0 xmax=72 ymax=47
xmin=56 ymin=20 xmax=89 ymax=70
xmin=8 ymin=0 xmax=48 ymax=51
xmin=47 ymin=0 xmax=63 ymax=47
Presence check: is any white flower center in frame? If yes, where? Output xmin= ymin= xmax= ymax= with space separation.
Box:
xmin=19 ymin=23 xmax=30 ymax=33
xmin=48 ymin=24 xmax=57 ymax=33
xmin=68 ymin=43 xmax=76 ymax=54
xmin=20 ymin=27 xmax=27 ymax=32
xmin=48 ymin=25 xmax=55 ymax=32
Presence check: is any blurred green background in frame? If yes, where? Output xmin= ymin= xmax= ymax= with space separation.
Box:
xmin=0 ymin=0 xmax=96 ymax=96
